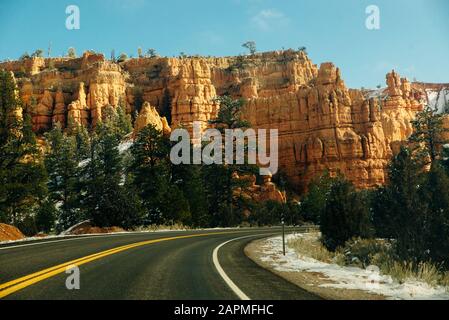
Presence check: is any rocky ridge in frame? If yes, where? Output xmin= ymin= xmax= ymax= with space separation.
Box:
xmin=1 ymin=50 xmax=443 ymax=192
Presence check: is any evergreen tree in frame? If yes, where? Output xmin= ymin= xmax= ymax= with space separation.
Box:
xmin=299 ymin=171 xmax=333 ymax=224
xmin=210 ymin=96 xmax=250 ymax=130
xmin=242 ymin=41 xmax=257 ymax=55
xmin=129 ymin=124 xmax=171 ymax=224
xmin=116 ymin=102 xmax=133 ymax=137
xmin=205 ymin=96 xmax=256 ymax=226
xmin=72 ymin=124 xmax=91 ymax=162
xmin=0 ymin=70 xmax=47 ymax=226
xmin=44 ymin=125 xmax=81 ymax=231
xmin=162 ymin=185 xmax=191 ymax=225
xmin=375 ymin=147 xmax=428 ymax=262
xmin=81 ymin=122 xmax=143 ymax=228
xmin=252 ymin=200 xmax=284 ymax=226
xmin=35 ymin=200 xmax=57 ymax=233
xmin=171 ymin=161 xmax=209 ymax=227
xmin=410 ymin=105 xmax=448 ymax=163
xmin=421 ymin=163 xmax=449 ymax=266
xmin=67 ymin=47 xmax=77 ymax=58
xmin=320 ymin=177 xmax=373 ymax=251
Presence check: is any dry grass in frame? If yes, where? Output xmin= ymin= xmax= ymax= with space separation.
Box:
xmin=287 ymin=232 xmax=449 ymax=290
xmin=287 ymin=232 xmax=337 ymax=263
xmin=378 ymin=260 xmax=449 ymax=288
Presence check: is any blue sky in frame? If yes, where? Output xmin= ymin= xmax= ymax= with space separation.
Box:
xmin=0 ymin=0 xmax=448 ymax=88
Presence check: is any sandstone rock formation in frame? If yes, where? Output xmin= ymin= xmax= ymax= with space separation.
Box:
xmin=133 ymin=102 xmax=171 ymax=137
xmin=234 ymin=173 xmax=286 ymax=204
xmin=1 ymin=50 xmax=435 ymax=193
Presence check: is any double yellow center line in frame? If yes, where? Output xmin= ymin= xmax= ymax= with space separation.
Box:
xmin=0 ymin=232 xmax=232 ymax=299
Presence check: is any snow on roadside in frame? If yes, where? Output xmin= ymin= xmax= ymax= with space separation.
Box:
xmin=260 ymin=234 xmax=449 ymax=300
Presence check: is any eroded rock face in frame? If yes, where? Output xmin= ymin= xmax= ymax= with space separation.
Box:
xmin=234 ymin=173 xmax=286 ymax=204
xmin=3 ymin=52 xmax=127 ymax=130
xmin=133 ymin=102 xmax=171 ymax=137
xmin=1 ymin=50 xmax=431 ymax=192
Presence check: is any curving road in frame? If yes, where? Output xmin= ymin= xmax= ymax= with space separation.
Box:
xmin=0 ymin=228 xmax=320 ymax=300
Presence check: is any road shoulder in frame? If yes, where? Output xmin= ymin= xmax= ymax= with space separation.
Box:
xmin=244 ymin=237 xmax=385 ymax=300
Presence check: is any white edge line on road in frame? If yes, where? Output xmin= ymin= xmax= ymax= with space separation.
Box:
xmin=213 ymin=234 xmax=264 ymax=301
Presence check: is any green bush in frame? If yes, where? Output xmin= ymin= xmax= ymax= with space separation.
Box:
xmin=337 ymin=238 xmax=392 ymax=268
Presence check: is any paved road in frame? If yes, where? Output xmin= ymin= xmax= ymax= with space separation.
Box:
xmin=0 ymin=228 xmax=320 ymax=300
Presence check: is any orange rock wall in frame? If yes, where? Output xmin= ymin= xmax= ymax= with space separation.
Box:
xmin=1 ymin=50 xmax=427 ymax=192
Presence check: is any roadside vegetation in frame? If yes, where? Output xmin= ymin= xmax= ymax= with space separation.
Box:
xmin=296 ymin=104 xmax=449 ymax=288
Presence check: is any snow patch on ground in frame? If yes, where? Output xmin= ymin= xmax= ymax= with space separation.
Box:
xmin=118 ymin=140 xmax=133 ymax=153
xmin=260 ymin=234 xmax=449 ymax=300
xmin=77 ymin=140 xmax=133 ymax=168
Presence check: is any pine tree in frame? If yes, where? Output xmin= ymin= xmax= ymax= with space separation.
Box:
xmin=205 ymin=96 xmax=256 ymax=227
xmin=377 ymin=147 xmax=428 ymax=262
xmin=44 ymin=124 xmax=81 ymax=231
xmin=410 ymin=105 xmax=448 ymax=163
xmin=129 ymin=124 xmax=171 ymax=224
xmin=116 ymin=102 xmax=133 ymax=137
xmin=162 ymin=185 xmax=191 ymax=225
xmin=72 ymin=124 xmax=91 ymax=162
xmin=210 ymin=96 xmax=250 ymax=130
xmin=80 ymin=122 xmax=143 ymax=228
xmin=299 ymin=171 xmax=333 ymax=224
xmin=35 ymin=200 xmax=57 ymax=233
xmin=421 ymin=163 xmax=449 ymax=266
xmin=171 ymin=162 xmax=208 ymax=227
xmin=0 ymin=71 xmax=47 ymax=226
xmin=320 ymin=177 xmax=373 ymax=251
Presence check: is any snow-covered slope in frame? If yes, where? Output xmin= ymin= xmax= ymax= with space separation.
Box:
xmin=426 ymin=88 xmax=449 ymax=113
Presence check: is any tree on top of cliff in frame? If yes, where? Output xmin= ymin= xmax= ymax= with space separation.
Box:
xmin=409 ymin=104 xmax=449 ymax=164
xmin=242 ymin=41 xmax=257 ymax=55
xmin=146 ymin=49 xmax=157 ymax=58
xmin=117 ymin=53 xmax=128 ymax=63
xmin=19 ymin=52 xmax=31 ymax=61
xmin=67 ymin=47 xmax=77 ymax=58
xmin=31 ymin=49 xmax=44 ymax=58
xmin=298 ymin=46 xmax=307 ymax=54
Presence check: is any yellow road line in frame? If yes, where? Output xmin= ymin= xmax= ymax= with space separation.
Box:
xmin=0 ymin=231 xmax=235 ymax=299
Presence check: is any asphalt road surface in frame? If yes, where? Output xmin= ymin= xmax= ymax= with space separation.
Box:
xmin=0 ymin=228 xmax=321 ymax=300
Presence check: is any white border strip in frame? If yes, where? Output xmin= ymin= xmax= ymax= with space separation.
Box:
xmin=213 ymin=234 xmax=263 ymax=301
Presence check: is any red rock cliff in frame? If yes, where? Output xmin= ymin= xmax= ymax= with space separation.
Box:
xmin=1 ymin=50 xmax=430 ymax=192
